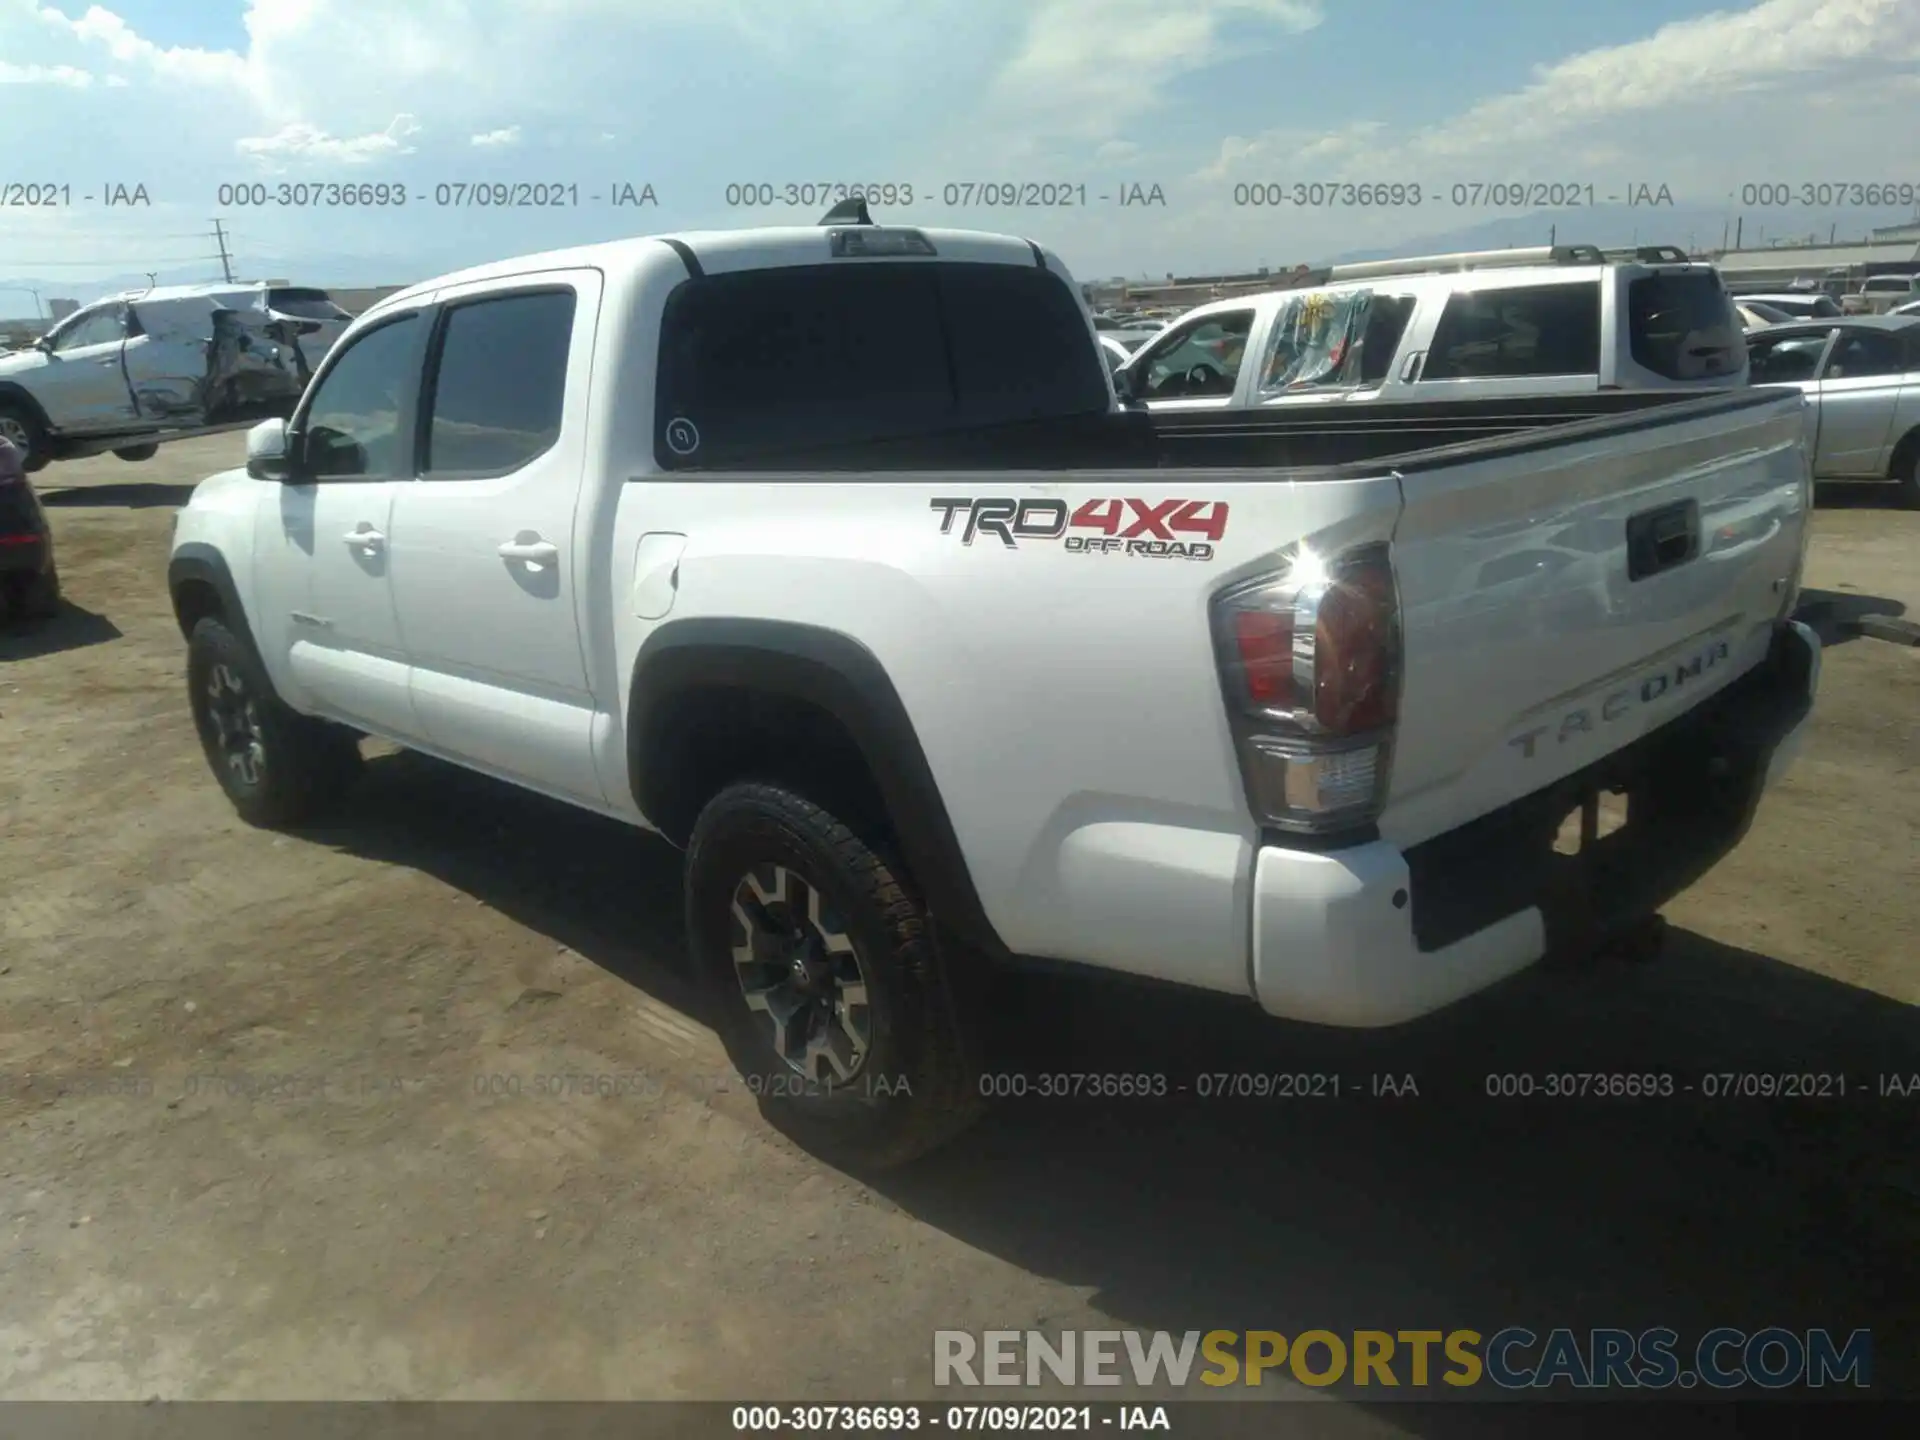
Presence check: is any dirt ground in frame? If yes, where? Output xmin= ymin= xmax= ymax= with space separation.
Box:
xmin=2 ymin=436 xmax=1917 ymax=1426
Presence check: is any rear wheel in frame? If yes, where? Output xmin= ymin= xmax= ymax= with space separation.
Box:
xmin=186 ymin=616 xmax=362 ymax=827
xmin=685 ymin=781 xmax=985 ymax=1170
xmin=0 ymin=401 xmax=48 ymax=473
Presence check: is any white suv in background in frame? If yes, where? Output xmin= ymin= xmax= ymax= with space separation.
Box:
xmin=1115 ymin=244 xmax=1747 ymax=412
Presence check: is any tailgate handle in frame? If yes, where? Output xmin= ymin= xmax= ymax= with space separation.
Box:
xmin=1626 ymin=499 xmax=1700 ymax=580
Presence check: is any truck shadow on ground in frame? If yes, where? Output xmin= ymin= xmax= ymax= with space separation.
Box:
xmin=309 ymin=748 xmax=1920 ymax=1421
xmin=1795 ymin=588 xmax=1907 ymax=648
xmin=0 ymin=599 xmax=122 ymax=660
xmin=1815 ymin=481 xmax=1914 ymax=509
xmin=38 ymin=481 xmax=199 ymax=509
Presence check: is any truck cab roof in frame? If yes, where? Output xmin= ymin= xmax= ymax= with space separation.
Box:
xmin=366 ymin=225 xmax=1067 ymax=319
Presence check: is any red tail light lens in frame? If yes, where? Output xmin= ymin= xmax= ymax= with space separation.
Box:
xmin=1313 ymin=559 xmax=1397 ymax=733
xmin=1233 ymin=608 xmax=1294 ymax=706
xmin=1211 ymin=542 xmax=1400 ymax=834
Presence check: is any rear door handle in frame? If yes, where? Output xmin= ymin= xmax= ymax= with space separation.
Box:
xmin=343 ymin=527 xmax=386 ymax=552
xmin=1399 ymin=349 xmax=1426 ymax=383
xmin=499 ymin=538 xmax=559 ymax=564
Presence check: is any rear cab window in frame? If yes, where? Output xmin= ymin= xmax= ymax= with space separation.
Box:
xmin=652 ymin=261 xmax=1110 ymax=468
xmin=1420 ymin=281 xmax=1601 ymax=380
xmin=1625 ymin=270 xmax=1742 ymax=380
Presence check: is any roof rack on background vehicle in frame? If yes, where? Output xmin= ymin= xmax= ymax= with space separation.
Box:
xmin=1310 ymin=243 xmax=1713 ymax=284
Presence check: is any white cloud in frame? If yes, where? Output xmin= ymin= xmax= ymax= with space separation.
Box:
xmin=1206 ymin=0 xmax=1920 ymax=181
xmin=986 ymin=0 xmax=1323 ymax=138
xmin=0 ymin=60 xmax=95 ymax=85
xmin=237 ymin=113 xmax=424 ymax=166
xmin=470 ymin=125 xmax=521 ymax=147
xmin=35 ymin=1 xmax=250 ymax=89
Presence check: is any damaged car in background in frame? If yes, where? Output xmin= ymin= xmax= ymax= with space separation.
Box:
xmin=0 ymin=283 xmax=352 ymax=472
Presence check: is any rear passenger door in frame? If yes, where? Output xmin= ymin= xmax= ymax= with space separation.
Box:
xmin=386 ymin=270 xmax=608 ymax=805
xmin=1404 ymin=279 xmax=1602 ymax=400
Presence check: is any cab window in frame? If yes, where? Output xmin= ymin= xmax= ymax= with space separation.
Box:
xmin=47 ymin=306 xmax=128 ymax=352
xmin=1134 ymin=311 xmax=1254 ymax=399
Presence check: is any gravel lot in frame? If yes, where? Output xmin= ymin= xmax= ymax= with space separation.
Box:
xmin=2 ymin=436 xmax=1917 ymax=1421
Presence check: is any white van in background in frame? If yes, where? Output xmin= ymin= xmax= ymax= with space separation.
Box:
xmin=1114 ymin=244 xmax=1748 ymax=413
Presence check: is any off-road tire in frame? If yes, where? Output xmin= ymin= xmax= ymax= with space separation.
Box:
xmin=0 ymin=400 xmax=49 ymax=473
xmin=186 ymin=616 xmax=362 ymax=828
xmin=686 ymin=781 xmax=986 ymax=1170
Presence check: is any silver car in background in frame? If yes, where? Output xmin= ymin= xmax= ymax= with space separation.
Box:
xmin=0 ymin=282 xmax=352 ymax=471
xmin=1745 ymin=314 xmax=1920 ymax=507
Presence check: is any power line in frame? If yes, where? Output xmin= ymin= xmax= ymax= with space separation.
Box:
xmin=0 ymin=256 xmax=225 ymax=267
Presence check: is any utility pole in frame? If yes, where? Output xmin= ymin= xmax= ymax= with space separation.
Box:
xmin=211 ymin=219 xmax=235 ymax=283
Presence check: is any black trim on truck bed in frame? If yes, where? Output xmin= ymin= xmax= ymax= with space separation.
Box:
xmin=1403 ymin=621 xmax=1815 ymax=957
xmin=640 ymin=387 xmax=1794 ymax=476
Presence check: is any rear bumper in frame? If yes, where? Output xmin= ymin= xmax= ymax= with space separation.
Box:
xmin=1249 ymin=619 xmax=1821 ymax=1027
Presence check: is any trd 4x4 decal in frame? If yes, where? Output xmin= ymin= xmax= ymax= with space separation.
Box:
xmin=929 ymin=497 xmax=1228 ymax=560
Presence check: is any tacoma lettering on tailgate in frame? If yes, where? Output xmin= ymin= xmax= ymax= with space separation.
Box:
xmin=929 ymin=497 xmax=1227 ymax=560
xmin=1507 ymin=637 xmax=1734 ymax=759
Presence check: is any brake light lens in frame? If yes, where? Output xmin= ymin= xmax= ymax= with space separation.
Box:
xmin=1212 ymin=543 xmax=1401 ymax=834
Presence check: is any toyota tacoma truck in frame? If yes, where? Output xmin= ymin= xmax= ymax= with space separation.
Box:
xmin=167 ymin=206 xmax=1822 ymax=1168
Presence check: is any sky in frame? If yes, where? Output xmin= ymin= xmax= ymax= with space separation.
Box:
xmin=2 ymin=0 xmax=1918 ymax=302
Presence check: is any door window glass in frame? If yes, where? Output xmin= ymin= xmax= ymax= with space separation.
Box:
xmin=301 ymin=315 xmax=419 ymax=479
xmin=424 ymin=290 xmax=576 ymax=475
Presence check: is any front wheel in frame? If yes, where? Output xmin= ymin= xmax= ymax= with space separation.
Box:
xmin=0 ymin=401 xmax=49 ymax=473
xmin=685 ymin=781 xmax=985 ymax=1170
xmin=186 ymin=616 xmax=362 ymax=827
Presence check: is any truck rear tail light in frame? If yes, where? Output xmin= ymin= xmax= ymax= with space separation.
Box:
xmin=1211 ymin=543 xmax=1401 ymax=835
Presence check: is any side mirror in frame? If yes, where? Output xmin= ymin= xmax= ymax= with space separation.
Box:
xmin=245 ymin=417 xmax=297 ymax=482
xmin=1112 ymin=362 xmax=1137 ymax=400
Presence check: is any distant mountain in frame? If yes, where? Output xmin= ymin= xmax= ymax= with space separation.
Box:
xmin=1325 ymin=203 xmax=1911 ymax=264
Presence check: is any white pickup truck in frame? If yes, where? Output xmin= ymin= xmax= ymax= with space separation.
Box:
xmin=168 ymin=208 xmax=1822 ymax=1168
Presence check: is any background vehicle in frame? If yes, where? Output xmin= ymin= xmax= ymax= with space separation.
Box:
xmin=0 ymin=435 xmax=58 ymax=619
xmin=1116 ymin=244 xmax=1746 ymax=413
xmin=1892 ymin=298 xmax=1920 ymax=318
xmin=1727 ymin=292 xmax=1844 ymax=321
xmin=1745 ymin=314 xmax=1920 ymax=505
xmin=0 ymin=282 xmax=350 ymax=473
xmin=168 ymin=213 xmax=1819 ymax=1168
xmin=1738 ymin=300 xmax=1795 ymax=329
xmin=1843 ymin=275 xmax=1920 ymax=316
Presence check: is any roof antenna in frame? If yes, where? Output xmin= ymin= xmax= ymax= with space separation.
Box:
xmin=820 ymin=196 xmax=872 ymax=227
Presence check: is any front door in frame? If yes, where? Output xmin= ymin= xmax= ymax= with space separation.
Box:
xmin=272 ymin=309 xmax=428 ymax=739
xmin=1812 ymin=328 xmax=1905 ymax=477
xmin=387 ymin=273 xmax=606 ymax=804
xmin=33 ymin=304 xmax=140 ymax=434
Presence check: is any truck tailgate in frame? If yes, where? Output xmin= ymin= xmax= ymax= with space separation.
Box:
xmin=1381 ymin=388 xmax=1811 ymax=848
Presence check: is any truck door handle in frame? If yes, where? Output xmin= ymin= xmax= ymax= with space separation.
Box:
xmin=498 ymin=538 xmax=559 ymax=565
xmin=1399 ymin=349 xmax=1426 ymax=382
xmin=1625 ymin=500 xmax=1699 ymax=580
xmin=343 ymin=527 xmax=386 ymax=552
